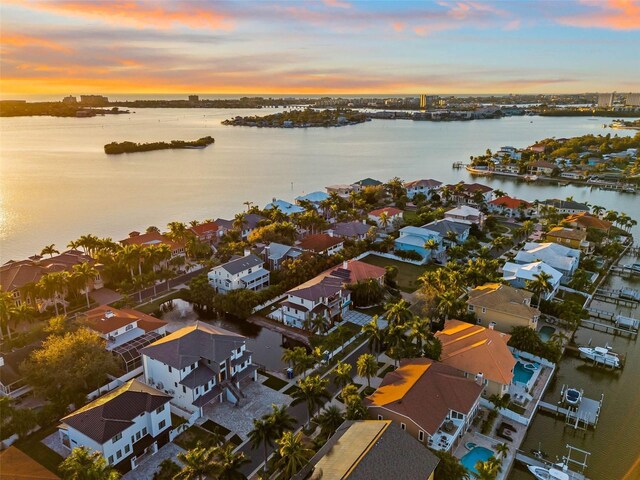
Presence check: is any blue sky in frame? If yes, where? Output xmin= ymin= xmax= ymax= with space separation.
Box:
xmin=0 ymin=0 xmax=638 ymax=95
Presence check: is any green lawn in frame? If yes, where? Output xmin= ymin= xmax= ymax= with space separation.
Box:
xmin=261 ymin=373 xmax=288 ymax=391
xmin=15 ymin=425 xmax=64 ymax=475
xmin=360 ymin=254 xmax=437 ymax=292
xmin=201 ymin=420 xmax=231 ymax=437
xmin=174 ymin=425 xmax=220 ymax=450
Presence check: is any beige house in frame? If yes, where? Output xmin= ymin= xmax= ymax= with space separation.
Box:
xmin=435 ymin=320 xmax=515 ymax=398
xmin=467 ymin=283 xmax=540 ymax=333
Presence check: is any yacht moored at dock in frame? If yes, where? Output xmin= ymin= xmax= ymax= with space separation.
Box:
xmin=578 ymin=344 xmax=621 ymax=368
xmin=528 ymin=466 xmax=570 ymax=480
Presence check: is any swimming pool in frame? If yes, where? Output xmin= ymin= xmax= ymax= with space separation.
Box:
xmin=460 ymin=446 xmax=495 ymax=475
xmin=539 ymin=325 xmax=556 ymax=342
xmin=513 ymin=360 xmax=537 ymax=385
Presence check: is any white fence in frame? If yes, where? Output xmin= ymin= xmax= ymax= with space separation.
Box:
xmin=361 ymin=251 xmax=426 ymax=265
xmin=510 ymin=348 xmax=556 ymax=369
xmin=252 ymin=293 xmax=287 ymax=314
xmin=86 ymin=366 xmax=144 ymax=400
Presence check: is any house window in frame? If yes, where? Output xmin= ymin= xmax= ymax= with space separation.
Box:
xmin=155 ymin=405 xmax=164 ymax=414
xmin=116 ymin=450 xmax=122 ymax=459
xmin=168 ymin=366 xmax=172 ymax=373
xmin=419 ymin=431 xmax=425 ymax=441
xmin=125 ymin=324 xmax=133 ymax=331
xmin=182 ymin=386 xmax=186 ymax=394
xmin=136 ymin=431 xmax=141 ymax=441
xmin=108 ymin=456 xmax=114 ymax=464
xmin=142 ymin=427 xmax=148 ymax=436
xmin=112 ymin=433 xmax=122 ymax=443
xmin=159 ymin=420 xmax=166 ymax=430
xmin=481 ymin=307 xmax=486 ymax=313
xmin=124 ymin=444 xmax=131 ymax=454
xmin=131 ymin=435 xmax=134 ymax=444
xmin=468 ymin=305 xmax=474 ymax=312
xmin=400 ymin=423 xmax=406 ymax=430
xmin=377 ymin=415 xmax=383 ymax=420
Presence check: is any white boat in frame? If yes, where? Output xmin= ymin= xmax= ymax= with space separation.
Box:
xmin=578 ymin=344 xmax=621 ymax=368
xmin=528 ymin=466 xmax=570 ymax=480
xmin=563 ymin=387 xmax=582 ymax=406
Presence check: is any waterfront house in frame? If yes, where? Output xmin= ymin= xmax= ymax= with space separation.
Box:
xmin=421 ymin=219 xmax=470 ymax=245
xmin=446 ymin=182 xmax=493 ymax=205
xmin=58 ymin=379 xmax=172 ymax=472
xmin=352 ymin=177 xmax=383 ymax=192
xmin=467 ymin=283 xmax=540 ymax=333
xmin=368 ymin=207 xmax=403 ymax=230
xmin=527 ymin=160 xmax=556 ymax=176
xmin=538 ymin=199 xmax=589 ymax=215
xmin=264 ymin=199 xmax=305 ymax=216
xmin=189 ymin=221 xmax=220 ymax=245
xmin=298 ymin=233 xmax=344 ymax=256
xmin=293 ymin=420 xmax=439 ymax=480
xmin=435 ymin=320 xmax=515 ymax=398
xmin=214 ymin=214 xmax=266 ymax=240
xmin=563 ymin=212 xmax=612 ymax=234
xmin=121 ymin=232 xmax=184 ymax=258
xmin=366 ymin=359 xmax=482 ymax=453
xmin=545 ymin=227 xmax=591 ymax=252
xmin=497 ymin=146 xmax=522 ymax=161
xmin=488 ymin=196 xmax=535 ymax=217
xmin=560 ymin=171 xmax=585 ymax=180
xmin=326 ymin=184 xmax=356 ymax=197
xmin=207 ymin=253 xmax=270 ymax=293
xmin=327 ymin=221 xmax=373 ymax=241
xmin=295 ymin=191 xmax=329 ymax=207
xmin=528 ymin=143 xmax=546 ymax=154
xmin=502 ymin=261 xmax=562 ymax=300
xmin=515 ymin=242 xmax=580 ymax=280
xmin=0 ymin=342 xmax=39 ymax=398
xmin=394 ymin=226 xmax=444 ymax=263
xmin=0 ymin=250 xmax=104 ymax=310
xmin=404 ymin=179 xmax=442 ymax=199
xmin=141 ymin=323 xmax=256 ymax=418
xmin=258 ymin=242 xmax=303 ymax=270
xmin=494 ymin=163 xmax=520 ymax=174
xmin=444 ymin=205 xmax=484 ymax=227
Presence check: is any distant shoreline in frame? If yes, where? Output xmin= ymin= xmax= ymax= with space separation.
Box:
xmin=104 ymin=136 xmax=215 ymax=154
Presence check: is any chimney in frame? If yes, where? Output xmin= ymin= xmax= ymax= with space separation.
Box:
xmin=244 ymin=248 xmax=251 ymax=257
xmin=343 ymin=260 xmax=348 ymax=270
xmin=328 ymin=231 xmax=334 ymax=237
xmin=475 ymin=372 xmax=484 ymax=386
xmin=488 ymin=322 xmax=495 ymax=330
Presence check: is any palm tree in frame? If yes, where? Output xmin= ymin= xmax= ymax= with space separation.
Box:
xmin=314 ymin=405 xmax=344 ymax=438
xmin=37 ymin=273 xmax=59 ymax=316
xmin=384 ymin=299 xmax=412 ymax=326
xmin=423 ymin=238 xmax=441 ymax=261
xmin=233 ymin=213 xmax=247 ymax=233
xmin=591 ymin=205 xmax=604 ymax=217
xmin=291 ymin=375 xmax=330 ymax=426
xmin=436 ymin=290 xmax=461 ymax=321
xmin=520 ymin=220 xmax=535 ymax=238
xmin=175 ymin=444 xmax=219 ymax=480
xmin=270 ymin=403 xmax=295 ymax=434
xmin=282 ymin=347 xmax=314 ymax=378
xmin=212 ymin=444 xmax=249 ymax=480
xmin=356 ymin=353 xmax=378 ymax=388
xmin=249 ymin=418 xmax=278 ymax=475
xmin=167 ymin=221 xmax=189 ymax=242
xmin=495 ymin=442 xmax=509 ymax=459
xmin=406 ymin=315 xmax=430 ymax=351
xmin=475 ymin=459 xmax=498 ymax=480
xmin=275 ymin=431 xmax=314 ymax=478
xmin=309 ymin=314 xmax=328 ymax=335
xmin=72 ymin=262 xmax=98 ymax=308
xmin=333 ymin=361 xmax=353 ymax=389
xmin=0 ymin=291 xmax=17 ymax=339
xmin=490 ymin=235 xmax=511 ymax=252
xmin=11 ymin=303 xmax=36 ymax=334
xmin=67 ymin=240 xmax=81 ymax=250
xmin=362 ymin=316 xmax=384 ymax=359
xmin=59 ymin=447 xmax=121 ymax=480
xmin=379 ymin=211 xmax=390 ymax=230
xmin=120 ymin=244 xmax=142 ymax=279
xmin=40 ymin=244 xmax=59 ymax=258
xmin=525 ymin=271 xmax=553 ymax=307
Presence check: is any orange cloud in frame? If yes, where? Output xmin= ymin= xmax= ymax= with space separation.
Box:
xmin=12 ymin=0 xmax=234 ymax=31
xmin=392 ymin=21 xmax=405 ymax=32
xmin=556 ymin=0 xmax=640 ymax=30
xmin=323 ymin=0 xmax=351 ymax=8
xmin=0 ymin=32 xmax=71 ymax=52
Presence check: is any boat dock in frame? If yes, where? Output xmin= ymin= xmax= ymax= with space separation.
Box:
xmin=515 ymin=453 xmax=588 ymax=480
xmin=516 ymin=444 xmax=591 ymax=480
xmin=593 ymin=288 xmax=638 ymax=307
xmin=538 ymin=386 xmax=604 ymax=430
xmin=581 ymin=308 xmax=639 ymax=339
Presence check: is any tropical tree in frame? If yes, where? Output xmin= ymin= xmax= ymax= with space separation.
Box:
xmin=175 ymin=444 xmax=219 ymax=480
xmin=282 ymin=347 xmax=314 ymax=378
xmin=212 ymin=444 xmax=249 ymax=480
xmin=384 ymin=299 xmax=412 ymax=326
xmin=333 ymin=361 xmax=353 ymax=389
xmin=314 ymin=405 xmax=344 ymax=439
xmin=379 ymin=211 xmax=390 ymax=230
xmin=249 ymin=418 xmax=278 ymax=475
xmin=291 ymin=375 xmax=330 ymax=426
xmin=270 ymin=403 xmax=296 ymax=435
xmin=72 ymin=262 xmax=98 ymax=308
xmin=167 ymin=221 xmax=189 ymax=243
xmin=406 ymin=315 xmax=431 ymax=351
xmin=362 ymin=316 xmax=384 ymax=359
xmin=40 ymin=244 xmax=59 ymax=258
xmin=233 ymin=213 xmax=247 ymax=233
xmin=153 ymin=459 xmax=181 ymax=480
xmin=341 ymin=384 xmax=367 ymax=420
xmin=59 ymin=447 xmax=121 ymax=480
xmin=356 ymin=353 xmax=378 ymax=388
xmin=436 ymin=290 xmax=462 ymax=321
xmin=424 ymin=238 xmax=441 ymax=261
xmin=0 ymin=291 xmax=16 ymax=339
xmin=495 ymin=442 xmax=509 ymax=459
xmin=474 ymin=460 xmax=498 ymax=480
xmin=434 ymin=450 xmax=470 ymax=480
xmin=275 ymin=431 xmax=314 ymax=478
xmin=525 ymin=271 xmax=553 ymax=307
xmin=146 ymin=225 xmax=161 ymax=233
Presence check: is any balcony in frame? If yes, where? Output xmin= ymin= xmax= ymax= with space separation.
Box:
xmin=427 ymin=418 xmax=465 ymax=452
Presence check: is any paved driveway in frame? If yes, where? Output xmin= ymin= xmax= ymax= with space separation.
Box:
xmin=122 ymin=443 xmax=185 ymax=480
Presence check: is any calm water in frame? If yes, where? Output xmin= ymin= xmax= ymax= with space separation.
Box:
xmin=0 ymin=110 xmax=638 ymax=261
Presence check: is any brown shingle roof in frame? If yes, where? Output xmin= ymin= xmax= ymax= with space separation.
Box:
xmin=564 ymin=212 xmax=612 ymax=231
xmin=366 ymin=359 xmax=482 ymax=435
xmin=298 ymin=234 xmax=344 ymax=253
xmin=61 ymin=379 xmax=170 ymax=444
xmin=467 ymin=283 xmax=539 ymax=319
xmin=546 ymin=227 xmax=587 ymax=241
xmin=435 ymin=320 xmax=515 ymax=385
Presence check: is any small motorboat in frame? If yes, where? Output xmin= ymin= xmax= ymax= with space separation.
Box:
xmin=528 ymin=466 xmax=570 ymax=480
xmin=564 ymin=387 xmax=582 ymax=406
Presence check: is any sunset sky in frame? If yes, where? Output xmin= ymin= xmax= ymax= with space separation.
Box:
xmin=1 ymin=0 xmax=639 ymax=97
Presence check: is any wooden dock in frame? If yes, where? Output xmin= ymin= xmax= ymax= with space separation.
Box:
xmin=516 ymin=452 xmax=588 ymax=480
xmin=581 ymin=318 xmax=638 ymax=339
xmin=538 ymin=394 xmax=603 ymax=430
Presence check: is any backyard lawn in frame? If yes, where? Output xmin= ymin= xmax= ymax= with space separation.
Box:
xmin=15 ymin=425 xmax=64 ymax=475
xmin=360 ymin=254 xmax=438 ymax=292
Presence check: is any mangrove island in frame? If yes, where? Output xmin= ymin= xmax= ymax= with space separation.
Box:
xmin=222 ymin=107 xmax=368 ymax=128
xmin=104 ymin=136 xmax=215 ymax=154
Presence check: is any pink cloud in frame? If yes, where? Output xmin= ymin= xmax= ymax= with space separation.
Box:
xmin=0 ymin=32 xmax=71 ymax=52
xmin=322 ymin=0 xmax=351 ymax=8
xmin=556 ymin=0 xmax=640 ymax=30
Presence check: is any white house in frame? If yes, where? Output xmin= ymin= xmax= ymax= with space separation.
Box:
xmin=404 ymin=179 xmax=442 ymax=199
xmin=265 ymin=199 xmax=305 ymax=216
xmin=58 ymin=379 xmax=172 ymax=472
xmin=368 ymin=207 xmax=403 ymax=231
xmin=326 ymin=184 xmax=356 ymax=197
xmin=141 ymin=323 xmax=257 ymax=418
xmin=502 ymin=261 xmax=562 ymax=300
xmin=208 ymin=253 xmax=270 ymax=293
xmin=259 ymin=242 xmax=303 ymax=270
xmin=488 ymin=196 xmax=535 ymax=218
xmin=515 ymin=242 xmax=580 ymax=281
xmin=444 ymin=205 xmax=484 ymax=227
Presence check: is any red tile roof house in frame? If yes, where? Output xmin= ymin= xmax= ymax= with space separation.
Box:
xmin=404 ymin=179 xmax=442 ymax=200
xmin=365 ymin=358 xmax=483 ymax=453
xmin=446 ymin=182 xmax=493 ymax=205
xmin=0 ymin=250 xmax=103 ymax=311
xmin=189 ymin=221 xmax=219 ymax=245
xmin=368 ymin=207 xmax=403 ymax=231
xmin=297 ymin=233 xmax=344 ymax=256
xmin=563 ymin=212 xmax=612 ymax=233
xmin=120 ymin=231 xmax=185 ymax=258
xmin=488 ymin=196 xmax=535 ymax=217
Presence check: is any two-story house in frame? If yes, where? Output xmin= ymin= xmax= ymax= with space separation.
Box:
xmin=297 ymin=233 xmax=344 ymax=256
xmin=444 ymin=205 xmax=484 ymax=227
xmin=120 ymin=232 xmax=184 ymax=258
xmin=368 ymin=207 xmax=403 ymax=231
xmin=141 ymin=323 xmax=256 ymax=418
xmin=421 ymin=219 xmax=470 ymax=245
xmin=327 ymin=221 xmax=373 ymax=241
xmin=563 ymin=212 xmax=612 ymax=234
xmin=467 ymin=283 xmax=541 ymax=333
xmin=366 ymin=359 xmax=482 ymax=453
xmin=264 ymin=199 xmax=305 ymax=216
xmin=58 ymin=379 xmax=172 ymax=472
xmin=394 ymin=226 xmax=444 ymax=263
xmin=515 ymin=242 xmax=580 ymax=281
xmin=189 ymin=221 xmax=220 ymax=245
xmin=258 ymin=243 xmax=303 ymax=270
xmin=488 ymin=196 xmax=535 ymax=218
xmin=538 ymin=199 xmax=589 ymax=216
xmin=502 ymin=261 xmax=562 ymax=300
xmin=404 ymin=179 xmax=442 ymax=200
xmin=208 ymin=253 xmax=270 ymax=293
xmin=545 ymin=227 xmax=591 ymax=253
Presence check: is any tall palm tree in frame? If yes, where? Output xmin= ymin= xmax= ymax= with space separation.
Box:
xmin=275 ymin=431 xmax=314 ymax=478
xmin=0 ymin=291 xmax=17 ymax=339
xmin=379 ymin=211 xmax=390 ymax=230
xmin=384 ymin=299 xmax=412 ymax=326
xmin=249 ymin=418 xmax=278 ymax=475
xmin=67 ymin=240 xmax=81 ymax=250
xmin=11 ymin=303 xmax=36 ymax=334
xmin=526 ymin=271 xmax=553 ymax=307
xmin=436 ymin=291 xmax=461 ymax=321
xmin=495 ymin=442 xmax=509 ymax=459
xmin=72 ymin=262 xmax=98 ymax=308
xmin=333 ymin=361 xmax=353 ymax=389
xmin=291 ymin=375 xmax=330 ymax=426
xmin=591 ymin=205 xmax=604 ymax=217
xmin=37 ymin=274 xmax=59 ymax=316
xmin=423 ymin=238 xmax=441 ymax=261
xmin=120 ymin=244 xmax=142 ymax=280
xmin=362 ymin=316 xmax=384 ymax=359
xmin=474 ymin=459 xmax=498 ymax=480
xmin=314 ymin=405 xmax=344 ymax=438
xmin=233 ymin=213 xmax=247 ymax=233
xmin=40 ymin=244 xmax=59 ymax=258
xmin=406 ymin=315 xmax=430 ymax=351
xmin=167 ymin=221 xmax=189 ymax=241
xmin=269 ymin=404 xmax=296 ymax=435
xmin=175 ymin=444 xmax=219 ymax=480
xmin=212 ymin=444 xmax=249 ymax=480
xmin=356 ymin=353 xmax=378 ymax=388
xmin=282 ymin=347 xmax=313 ymax=378
xmin=59 ymin=447 xmax=120 ymax=480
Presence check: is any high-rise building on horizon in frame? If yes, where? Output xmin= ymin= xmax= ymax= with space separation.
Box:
xmin=597 ymin=92 xmax=614 ymax=108
xmin=419 ymin=94 xmax=439 ymax=110
xmin=625 ymin=93 xmax=640 ymax=107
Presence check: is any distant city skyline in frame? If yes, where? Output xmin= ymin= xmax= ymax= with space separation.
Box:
xmin=1 ymin=0 xmax=639 ymax=96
